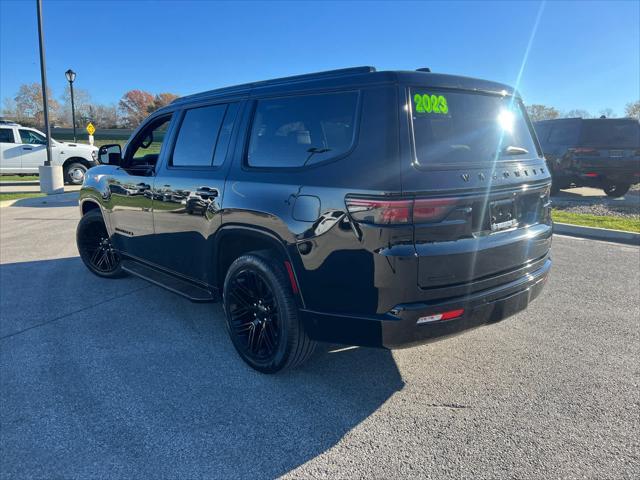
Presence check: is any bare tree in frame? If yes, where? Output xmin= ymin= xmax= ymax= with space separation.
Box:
xmin=525 ymin=104 xmax=560 ymax=122
xmin=624 ymin=101 xmax=640 ymax=119
xmin=12 ymin=83 xmax=60 ymax=126
xmin=1 ymin=97 xmax=17 ymax=119
xmin=563 ymin=109 xmax=591 ymax=119
xmin=60 ymin=86 xmax=92 ymax=128
xmin=598 ymin=108 xmax=616 ymax=118
xmin=92 ymin=104 xmax=120 ymax=128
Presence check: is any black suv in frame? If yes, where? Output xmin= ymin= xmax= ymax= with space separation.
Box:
xmin=534 ymin=117 xmax=640 ymax=197
xmin=78 ymin=67 xmax=552 ymax=373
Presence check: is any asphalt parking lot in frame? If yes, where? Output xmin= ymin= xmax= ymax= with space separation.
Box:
xmin=1 ymin=200 xmax=639 ymax=479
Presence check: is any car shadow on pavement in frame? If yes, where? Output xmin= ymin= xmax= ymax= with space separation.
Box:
xmin=4 ymin=192 xmax=79 ymax=208
xmin=0 ymin=257 xmax=405 ymax=479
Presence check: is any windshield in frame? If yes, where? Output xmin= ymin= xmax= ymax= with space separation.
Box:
xmin=411 ymin=89 xmax=539 ymax=167
xmin=579 ymin=119 xmax=640 ymax=148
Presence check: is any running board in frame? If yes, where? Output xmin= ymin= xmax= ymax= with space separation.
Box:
xmin=121 ymin=259 xmax=217 ymax=302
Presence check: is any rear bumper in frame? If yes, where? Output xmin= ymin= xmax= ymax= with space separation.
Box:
xmin=301 ymin=258 xmax=551 ymax=349
xmin=572 ymin=167 xmax=640 ymax=185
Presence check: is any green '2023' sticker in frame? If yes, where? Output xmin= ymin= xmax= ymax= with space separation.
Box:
xmin=414 ymin=93 xmax=449 ymax=114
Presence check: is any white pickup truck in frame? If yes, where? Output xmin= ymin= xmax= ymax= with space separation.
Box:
xmin=0 ymin=122 xmax=99 ymax=184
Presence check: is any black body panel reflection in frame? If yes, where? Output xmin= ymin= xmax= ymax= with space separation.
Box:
xmin=79 ymin=68 xmax=552 ymax=349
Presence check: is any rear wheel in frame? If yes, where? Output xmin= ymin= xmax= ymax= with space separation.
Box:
xmin=76 ymin=209 xmax=126 ymax=278
xmin=603 ymin=182 xmax=630 ymax=198
xmin=64 ymin=162 xmax=88 ymax=185
xmin=223 ymin=253 xmax=316 ymax=373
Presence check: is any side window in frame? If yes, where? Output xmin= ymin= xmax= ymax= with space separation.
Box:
xmin=171 ymin=103 xmax=238 ymax=168
xmin=19 ymin=130 xmax=46 ymax=145
xmin=247 ymin=91 xmax=358 ymax=168
xmin=548 ymin=122 xmax=580 ymax=145
xmin=0 ymin=128 xmax=15 ymax=143
xmin=126 ymin=115 xmax=172 ymax=168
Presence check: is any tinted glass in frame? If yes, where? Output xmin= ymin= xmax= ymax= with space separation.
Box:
xmin=131 ymin=116 xmax=171 ymax=161
xmin=411 ymin=90 xmax=538 ymax=166
xmin=0 ymin=128 xmax=14 ymax=143
xmin=579 ymin=120 xmax=640 ymax=147
xmin=19 ymin=129 xmax=46 ymax=145
xmin=248 ymin=91 xmax=358 ymax=168
xmin=533 ymin=123 xmax=551 ymax=145
xmin=172 ymin=104 xmax=228 ymax=167
xmin=548 ymin=122 xmax=580 ymax=145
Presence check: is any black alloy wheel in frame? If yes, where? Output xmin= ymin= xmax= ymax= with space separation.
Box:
xmin=228 ymin=268 xmax=280 ymax=361
xmin=76 ymin=209 xmax=125 ymax=278
xmin=223 ymin=253 xmax=316 ymax=373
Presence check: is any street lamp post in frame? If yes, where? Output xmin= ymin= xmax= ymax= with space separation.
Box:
xmin=65 ymin=69 xmax=77 ymax=142
xmin=36 ymin=0 xmax=53 ymax=167
xmin=36 ymin=0 xmax=63 ymax=195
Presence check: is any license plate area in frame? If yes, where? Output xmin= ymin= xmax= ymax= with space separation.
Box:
xmin=609 ymin=149 xmax=624 ymax=158
xmin=490 ymin=199 xmax=517 ymax=232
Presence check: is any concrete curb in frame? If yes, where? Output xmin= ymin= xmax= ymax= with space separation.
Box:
xmin=554 ymin=222 xmax=640 ymax=246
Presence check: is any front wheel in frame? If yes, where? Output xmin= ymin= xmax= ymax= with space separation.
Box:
xmin=223 ymin=253 xmax=316 ymax=373
xmin=76 ymin=209 xmax=126 ymax=278
xmin=603 ymin=182 xmax=630 ymax=198
xmin=64 ymin=162 xmax=88 ymax=185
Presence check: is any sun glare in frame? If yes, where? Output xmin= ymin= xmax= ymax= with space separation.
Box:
xmin=498 ymin=109 xmax=515 ymax=133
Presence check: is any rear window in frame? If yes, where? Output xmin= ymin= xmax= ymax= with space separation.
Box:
xmin=533 ymin=122 xmax=551 ymax=144
xmin=548 ymin=121 xmax=580 ymax=145
xmin=579 ymin=120 xmax=640 ymax=148
xmin=411 ymin=89 xmax=539 ymax=167
xmin=247 ymin=91 xmax=358 ymax=168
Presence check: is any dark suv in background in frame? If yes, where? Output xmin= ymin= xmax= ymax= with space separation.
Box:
xmin=77 ymin=67 xmax=552 ymax=373
xmin=534 ymin=117 xmax=640 ymax=197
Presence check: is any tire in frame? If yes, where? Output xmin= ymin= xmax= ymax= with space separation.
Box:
xmin=223 ymin=252 xmax=316 ymax=373
xmin=603 ymin=182 xmax=630 ymax=198
xmin=64 ymin=162 xmax=88 ymax=185
xmin=76 ymin=209 xmax=126 ymax=278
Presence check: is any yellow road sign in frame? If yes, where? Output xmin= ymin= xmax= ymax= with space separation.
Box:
xmin=86 ymin=122 xmax=95 ymax=135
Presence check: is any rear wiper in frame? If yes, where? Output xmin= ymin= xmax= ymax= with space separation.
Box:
xmin=304 ymin=147 xmax=331 ymax=166
xmin=503 ymin=145 xmax=529 ymax=155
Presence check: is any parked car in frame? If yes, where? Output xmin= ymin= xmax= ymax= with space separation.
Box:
xmin=534 ymin=117 xmax=640 ymax=197
xmin=77 ymin=67 xmax=552 ymax=373
xmin=0 ymin=121 xmax=99 ymax=184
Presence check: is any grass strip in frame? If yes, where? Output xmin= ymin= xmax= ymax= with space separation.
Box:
xmin=0 ymin=175 xmax=40 ymax=182
xmin=552 ymin=209 xmax=640 ymax=233
xmin=0 ymin=193 xmax=46 ymax=202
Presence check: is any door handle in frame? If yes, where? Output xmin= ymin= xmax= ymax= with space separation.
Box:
xmin=22 ymin=147 xmax=33 ymax=151
xmin=196 ymin=186 xmax=219 ymax=199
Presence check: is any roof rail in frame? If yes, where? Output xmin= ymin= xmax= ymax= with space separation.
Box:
xmin=251 ymin=66 xmax=376 ymax=87
xmin=172 ymin=66 xmax=377 ymax=104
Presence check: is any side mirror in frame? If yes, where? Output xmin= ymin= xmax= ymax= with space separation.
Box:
xmin=98 ymin=144 xmax=122 ymax=165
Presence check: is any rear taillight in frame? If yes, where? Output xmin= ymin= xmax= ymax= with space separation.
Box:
xmin=584 ymin=172 xmax=599 ymax=177
xmin=345 ymin=198 xmax=412 ymax=224
xmin=570 ymin=147 xmax=600 ymax=156
xmin=413 ymin=198 xmax=458 ymax=223
xmin=346 ymin=197 xmax=457 ymax=225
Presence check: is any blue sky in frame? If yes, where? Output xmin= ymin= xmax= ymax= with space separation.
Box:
xmin=1 ymin=0 xmax=638 ymax=116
